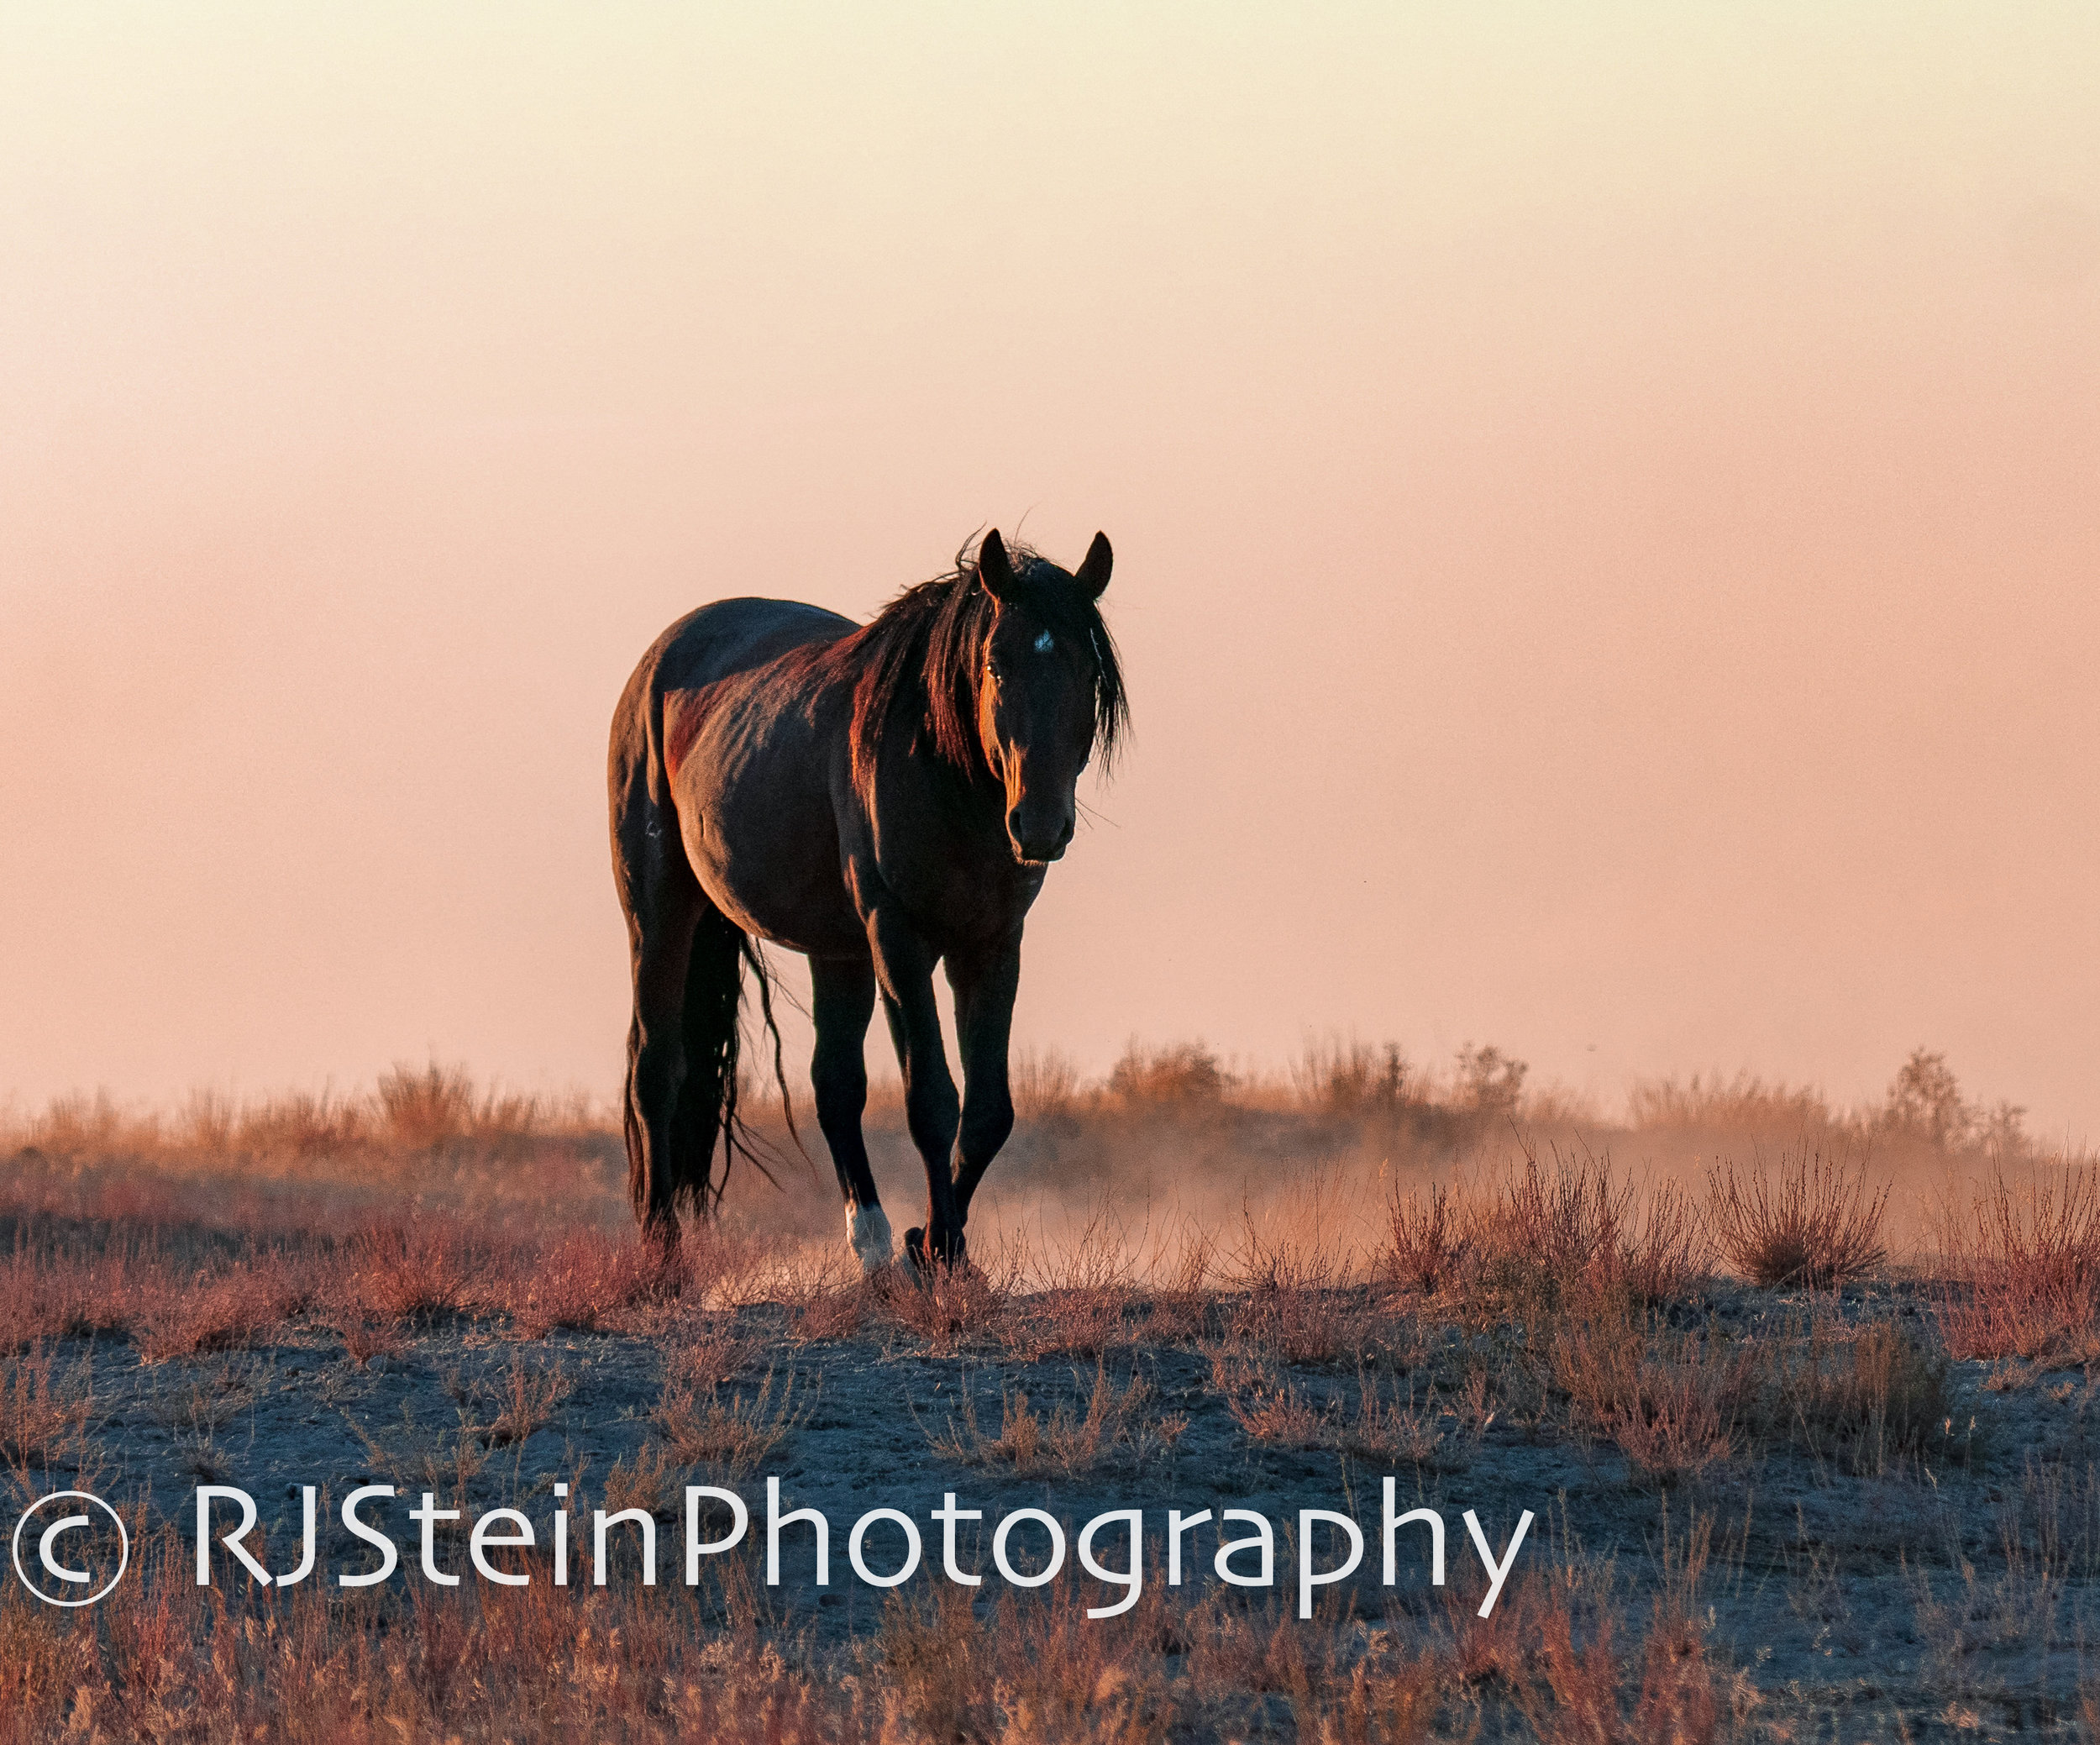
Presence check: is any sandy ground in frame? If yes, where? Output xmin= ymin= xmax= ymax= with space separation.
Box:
xmin=17 ymin=1272 xmax=2095 ymax=1741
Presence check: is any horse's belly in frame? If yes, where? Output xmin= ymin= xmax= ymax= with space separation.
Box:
xmin=677 ymin=760 xmax=864 ymax=957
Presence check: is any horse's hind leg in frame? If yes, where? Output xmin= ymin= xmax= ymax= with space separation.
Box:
xmin=810 ymin=954 xmax=890 ymax=1273
xmin=618 ymin=854 xmax=702 ymax=1249
xmin=671 ymin=902 xmax=748 ymax=1208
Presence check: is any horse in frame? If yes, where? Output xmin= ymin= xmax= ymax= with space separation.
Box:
xmin=607 ymin=528 xmax=1126 ymax=1275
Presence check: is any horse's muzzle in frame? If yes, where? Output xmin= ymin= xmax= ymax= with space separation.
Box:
xmin=1007 ymin=807 xmax=1074 ymax=865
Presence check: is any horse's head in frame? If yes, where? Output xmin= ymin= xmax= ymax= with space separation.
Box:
xmin=974 ymin=528 xmax=1115 ymax=865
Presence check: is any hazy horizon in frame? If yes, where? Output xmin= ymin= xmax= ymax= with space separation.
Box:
xmin=4 ymin=6 xmax=2096 ymax=1143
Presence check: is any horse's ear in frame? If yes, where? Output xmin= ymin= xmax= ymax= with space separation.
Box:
xmin=978 ymin=529 xmax=1020 ymax=604
xmin=1074 ymin=532 xmax=1112 ymax=601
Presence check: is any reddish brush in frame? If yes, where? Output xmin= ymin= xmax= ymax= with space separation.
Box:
xmin=1 ymin=1342 xmax=93 ymax=1471
xmin=134 ymin=1255 xmax=314 ymax=1362
xmin=509 ymin=1230 xmax=684 ymax=1338
xmin=339 ymin=1216 xmax=486 ymax=1324
xmin=1935 ymin=1165 xmax=2100 ymax=1362
xmin=882 ymin=1254 xmax=1016 ymax=1352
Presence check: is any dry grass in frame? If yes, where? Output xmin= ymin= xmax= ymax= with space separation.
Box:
xmin=1705 ymin=1152 xmax=1887 ymax=1288
xmin=663 ymin=1314 xmax=760 ymax=1389
xmin=1382 ymin=1153 xmax=1710 ymax=1334
xmin=1386 ymin=1181 xmax=1463 ymax=1296
xmin=881 ymin=1251 xmax=1020 ymax=1352
xmin=134 ymin=1256 xmax=314 ymax=1362
xmin=1768 ymin=1318 xmax=1956 ymax=1477
xmin=0 ymin=1343 xmax=94 ymax=1475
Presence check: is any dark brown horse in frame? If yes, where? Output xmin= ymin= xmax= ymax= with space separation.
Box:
xmin=608 ymin=529 xmax=1125 ymax=1273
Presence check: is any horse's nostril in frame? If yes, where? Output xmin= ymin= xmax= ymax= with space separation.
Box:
xmin=1006 ymin=807 xmax=1024 ymax=839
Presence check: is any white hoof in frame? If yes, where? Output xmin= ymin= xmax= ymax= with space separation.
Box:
xmin=847 ymin=1204 xmax=894 ymax=1276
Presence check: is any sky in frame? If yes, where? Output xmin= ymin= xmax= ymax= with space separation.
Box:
xmin=3 ymin=3 xmax=2097 ymax=1141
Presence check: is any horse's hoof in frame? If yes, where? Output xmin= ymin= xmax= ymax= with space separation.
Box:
xmin=846 ymin=1204 xmax=895 ymax=1277
xmin=904 ymin=1226 xmax=930 ymax=1283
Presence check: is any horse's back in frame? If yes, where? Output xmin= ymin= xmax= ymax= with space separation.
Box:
xmin=643 ymin=597 xmax=855 ymax=694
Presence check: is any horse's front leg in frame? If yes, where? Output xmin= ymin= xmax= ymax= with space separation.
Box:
xmin=948 ymin=936 xmax=1021 ymax=1224
xmin=809 ymin=954 xmax=890 ymax=1275
xmin=867 ymin=901 xmax=963 ymax=1270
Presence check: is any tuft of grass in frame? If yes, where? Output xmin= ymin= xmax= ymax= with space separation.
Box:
xmin=1226 ymin=1376 xmax=1329 ymax=1448
xmin=883 ymin=1253 xmax=1016 ymax=1353
xmin=1776 ymin=1319 xmax=1956 ymax=1477
xmin=652 ymin=1368 xmax=801 ymax=1477
xmin=484 ymin=1353 xmax=570 ymax=1448
xmin=935 ymin=1360 xmax=1161 ymax=1476
xmin=1705 ymin=1152 xmax=1887 ymax=1288
xmin=339 ymin=1217 xmax=483 ymax=1324
xmin=0 ymin=1343 xmax=95 ymax=1475
xmin=1549 ymin=1305 xmax=1740 ymax=1487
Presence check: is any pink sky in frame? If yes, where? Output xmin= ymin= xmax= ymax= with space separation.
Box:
xmin=3 ymin=6 xmax=2097 ymax=1139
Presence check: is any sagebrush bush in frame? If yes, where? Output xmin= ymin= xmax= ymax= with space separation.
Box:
xmin=1705 ymin=1152 xmax=1886 ymax=1288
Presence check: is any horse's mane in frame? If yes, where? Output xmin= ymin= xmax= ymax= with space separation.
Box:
xmin=810 ymin=538 xmax=1129 ymax=797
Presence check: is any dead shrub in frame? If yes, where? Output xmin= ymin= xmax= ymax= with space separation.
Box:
xmin=1386 ymin=1181 xmax=1465 ymax=1296
xmin=773 ymin=1250 xmax=875 ymax=1343
xmin=485 ymin=1353 xmax=570 ymax=1448
xmin=1226 ymin=1376 xmax=1329 ymax=1448
xmin=1462 ymin=1152 xmax=1709 ymax=1324
xmin=375 ymin=1060 xmax=480 ymax=1150
xmin=602 ymin=1441 xmax=682 ymax=1521
xmin=664 ymin=1317 xmax=759 ymax=1390
xmin=1011 ymin=1222 xmax=1142 ymax=1357
xmin=1 ymin=1244 xmax=152 ymax=1349
xmin=883 ymin=1253 xmax=1016 ymax=1352
xmin=1320 ymin=1644 xmax=1446 ymax=1745
xmin=1107 ymin=1038 xmax=1231 ymax=1108
xmin=1705 ymin=1152 xmax=1886 ymax=1288
xmin=339 ymin=1217 xmax=482 ymax=1324
xmin=883 ymin=1579 xmax=1179 ymax=1745
xmin=1331 ymin=1371 xmax=1458 ymax=1470
xmin=1225 ymin=1216 xmax=1371 ymax=1364
xmin=1777 ymin=1319 xmax=1953 ymax=1477
xmin=879 ymin=1579 xmax=997 ymax=1740
xmin=339 ymin=1317 xmax=406 ymax=1367
xmin=1011 ymin=1048 xmax=1083 ymax=1123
